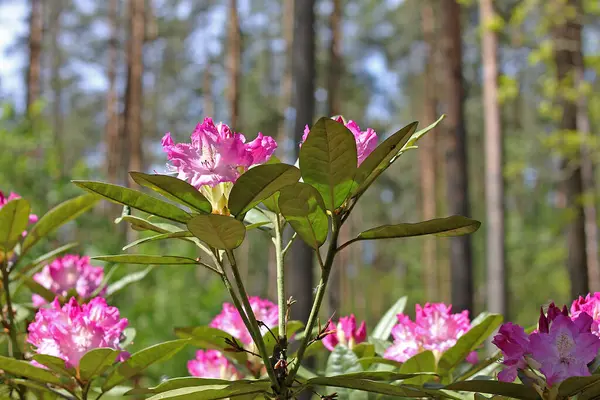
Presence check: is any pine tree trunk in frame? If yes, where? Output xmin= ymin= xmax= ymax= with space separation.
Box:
xmin=49 ymin=0 xmax=64 ymax=177
xmin=203 ymin=63 xmax=214 ymax=118
xmin=227 ymin=0 xmax=241 ymax=129
xmin=277 ymin=0 xmax=294 ymax=144
xmin=26 ymin=0 xmax=43 ymax=114
xmin=106 ymin=0 xmax=120 ymax=186
xmin=419 ymin=0 xmax=438 ymax=302
xmin=480 ymin=0 xmax=506 ymax=316
xmin=440 ymin=0 xmax=473 ymax=313
xmin=552 ymin=0 xmax=589 ymax=298
xmin=125 ymin=0 xmax=145 ymax=182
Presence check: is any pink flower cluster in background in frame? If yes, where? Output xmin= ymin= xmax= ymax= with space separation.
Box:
xmin=0 ymin=190 xmax=38 ymax=235
xmin=494 ymin=301 xmax=600 ymax=387
xmin=32 ymin=255 xmax=105 ymax=307
xmin=323 ymin=314 xmax=367 ymax=351
xmin=384 ymin=303 xmax=477 ymax=363
xmin=162 ymin=117 xmax=277 ymax=189
xmin=571 ymin=292 xmax=600 ymax=337
xmin=28 ymin=297 xmax=128 ymax=368
xmin=301 ymin=116 xmax=378 ymax=165
xmin=187 ymin=350 xmax=241 ymax=380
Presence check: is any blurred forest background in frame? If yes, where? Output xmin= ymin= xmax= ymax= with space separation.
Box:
xmin=1 ymin=0 xmax=600 ymax=382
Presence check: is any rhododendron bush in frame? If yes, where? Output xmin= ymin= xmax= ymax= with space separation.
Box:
xmin=15 ymin=115 xmax=600 ymax=399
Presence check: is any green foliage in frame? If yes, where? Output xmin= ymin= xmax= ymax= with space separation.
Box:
xmin=0 ymin=198 xmax=30 ymax=251
xmin=187 ymin=214 xmax=246 ymax=250
xmin=356 ymin=216 xmax=481 ymax=241
xmin=371 ymin=296 xmax=407 ymax=340
xmin=174 ymin=326 xmax=248 ymax=364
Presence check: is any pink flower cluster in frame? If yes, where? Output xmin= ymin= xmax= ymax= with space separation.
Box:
xmin=384 ymin=303 xmax=477 ymax=363
xmin=302 ymin=116 xmax=377 ymax=165
xmin=32 ymin=255 xmax=105 ymax=307
xmin=187 ymin=296 xmax=278 ymax=378
xmin=0 ymin=190 xmax=38 ymax=235
xmin=323 ymin=314 xmax=367 ymax=351
xmin=28 ymin=297 xmax=128 ymax=368
xmin=494 ymin=302 xmax=600 ymax=387
xmin=162 ymin=118 xmax=277 ymax=189
xmin=571 ymin=292 xmax=600 ymax=337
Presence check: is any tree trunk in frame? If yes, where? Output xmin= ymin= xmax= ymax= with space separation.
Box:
xmin=106 ymin=0 xmax=120 ymax=186
xmin=288 ymin=0 xmax=316 ymax=341
xmin=125 ymin=0 xmax=145 ymax=182
xmin=227 ymin=0 xmax=241 ymax=129
xmin=480 ymin=0 xmax=506 ymax=316
xmin=419 ymin=0 xmax=438 ymax=303
xmin=49 ymin=0 xmax=64 ymax=177
xmin=276 ymin=0 xmax=294 ymax=145
xmin=203 ymin=63 xmax=214 ymax=118
xmin=440 ymin=0 xmax=473 ymax=313
xmin=26 ymin=0 xmax=43 ymax=114
xmin=552 ymin=0 xmax=589 ymax=298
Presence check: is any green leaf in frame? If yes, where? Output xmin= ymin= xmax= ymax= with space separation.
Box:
xmin=399 ymin=351 xmax=436 ymax=385
xmin=369 ymin=338 xmax=393 ymax=357
xmin=93 ymin=254 xmax=202 ymax=265
xmin=0 ymin=355 xmax=63 ymax=385
xmin=438 ymin=314 xmax=503 ymax=375
xmin=115 ymin=215 xmax=169 ymax=232
xmin=326 ymin=345 xmax=363 ymax=376
xmin=278 ymin=183 xmax=328 ymax=249
xmin=243 ymin=209 xmax=274 ymax=231
xmin=106 ymin=266 xmax=155 ymax=296
xmin=395 ymin=115 xmax=445 ymax=159
xmin=130 ymin=172 xmax=212 ymax=214
xmin=357 ymin=357 xmax=402 ymax=370
xmin=123 ymin=231 xmax=194 ymax=250
xmin=356 ymin=216 xmax=481 ymax=241
xmin=371 ymin=296 xmax=407 ymax=340
xmin=558 ymin=375 xmax=600 ymax=397
xmin=228 ymin=163 xmax=301 ymax=217
xmin=444 ymin=380 xmax=538 ymax=400
xmin=78 ymin=348 xmax=120 ymax=381
xmin=73 ymin=181 xmax=191 ymax=223
xmin=32 ymin=354 xmax=76 ymax=378
xmin=121 ymin=327 xmax=136 ymax=348
xmin=307 ymin=375 xmax=436 ymax=399
xmin=103 ymin=339 xmax=189 ymax=391
xmin=187 ymin=214 xmax=246 ymax=250
xmin=352 ymin=343 xmax=375 ymax=359
xmin=299 ymin=117 xmax=358 ymax=210
xmin=22 ymin=194 xmax=99 ymax=256
xmin=126 ymin=378 xmax=269 ymax=396
xmin=174 ymin=326 xmax=247 ymax=364
xmin=0 ymin=198 xmax=30 ymax=251
xmin=17 ymin=273 xmax=57 ymax=303
xmin=352 ymin=122 xmax=418 ymax=196
xmin=144 ymin=382 xmax=270 ymax=400
xmin=579 ymin=380 xmax=600 ymax=400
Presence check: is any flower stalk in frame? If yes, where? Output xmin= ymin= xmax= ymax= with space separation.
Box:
xmin=274 ymin=215 xmax=286 ymax=341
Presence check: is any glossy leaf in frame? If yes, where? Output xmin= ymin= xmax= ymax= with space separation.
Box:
xmin=299 ymin=117 xmax=358 ymax=210
xmin=78 ymin=348 xmax=120 ymax=381
xmin=399 ymin=351 xmax=436 ymax=385
xmin=438 ymin=314 xmax=503 ymax=374
xmin=123 ymin=231 xmax=194 ymax=250
xmin=73 ymin=181 xmax=191 ymax=223
xmin=144 ymin=382 xmax=270 ymax=400
xmin=127 ymin=378 xmax=269 ymax=396
xmin=228 ymin=163 xmax=301 ymax=217
xmin=32 ymin=354 xmax=75 ymax=378
xmin=0 ymin=198 xmax=30 ymax=251
xmin=0 ymin=355 xmax=63 ymax=385
xmin=371 ymin=296 xmax=407 ymax=340
xmin=278 ymin=183 xmax=328 ymax=249
xmin=444 ymin=380 xmax=538 ymax=400
xmin=106 ymin=266 xmax=155 ymax=296
xmin=174 ymin=326 xmax=247 ymax=364
xmin=103 ymin=339 xmax=189 ymax=391
xmin=130 ymin=172 xmax=212 ymax=214
xmin=356 ymin=216 xmax=481 ymax=241
xmin=187 ymin=214 xmax=246 ymax=250
xmin=21 ymin=194 xmax=99 ymax=256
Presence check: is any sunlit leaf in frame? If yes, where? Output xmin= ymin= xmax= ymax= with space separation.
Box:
xmin=79 ymin=348 xmax=120 ymax=381
xmin=399 ymin=351 xmax=436 ymax=385
xmin=278 ymin=183 xmax=328 ymax=249
xmin=144 ymin=382 xmax=270 ymax=400
xmin=0 ymin=355 xmax=63 ymax=385
xmin=187 ymin=214 xmax=246 ymax=250
xmin=32 ymin=354 xmax=75 ymax=378
xmin=126 ymin=378 xmax=269 ymax=396
xmin=0 ymin=198 xmax=30 ymax=251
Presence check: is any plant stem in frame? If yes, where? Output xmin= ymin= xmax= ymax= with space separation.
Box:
xmin=225 ymin=250 xmax=280 ymax=392
xmin=285 ymin=216 xmax=341 ymax=386
xmin=274 ymin=216 xmax=286 ymax=341
xmin=2 ymin=261 xmax=21 ymax=360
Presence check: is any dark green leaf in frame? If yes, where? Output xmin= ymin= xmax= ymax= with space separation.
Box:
xmin=228 ymin=164 xmax=301 ymax=217
xmin=103 ymin=339 xmax=189 ymax=391
xmin=93 ymin=255 xmax=201 ymax=265
xmin=558 ymin=375 xmax=600 ymax=397
xmin=399 ymin=351 xmax=436 ymax=385
xmin=444 ymin=381 xmax=538 ymax=400
xmin=78 ymin=348 xmax=120 ymax=381
xmin=307 ymin=376 xmax=436 ymax=398
xmin=106 ymin=266 xmax=155 ymax=296
xmin=357 ymin=216 xmax=481 ymax=241
xmin=0 ymin=355 xmax=63 ymax=385
xmin=144 ymin=382 xmax=270 ymax=400
xmin=115 ymin=215 xmax=169 ymax=232
xmin=371 ymin=296 xmax=407 ymax=340
xmin=187 ymin=214 xmax=246 ymax=250
xmin=123 ymin=231 xmax=194 ymax=250
xmin=73 ymin=181 xmax=191 ymax=223
xmin=174 ymin=326 xmax=247 ymax=364
xmin=299 ymin=117 xmax=358 ymax=210
xmin=22 ymin=194 xmax=99 ymax=256
xmin=0 ymin=198 xmax=30 ymax=251
xmin=130 ymin=172 xmax=212 ymax=214
xmin=32 ymin=355 xmax=75 ymax=378
xmin=579 ymin=380 xmax=600 ymax=400
xmin=127 ymin=378 xmax=269 ymax=395
xmin=278 ymin=183 xmax=328 ymax=249
xmin=438 ymin=314 xmax=503 ymax=375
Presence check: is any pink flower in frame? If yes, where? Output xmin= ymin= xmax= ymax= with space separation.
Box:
xmin=0 ymin=190 xmax=38 ymax=235
xmin=384 ymin=303 xmax=475 ymax=363
xmin=27 ymin=297 xmax=128 ymax=368
xmin=187 ymin=350 xmax=241 ymax=380
xmin=323 ymin=315 xmax=367 ymax=351
xmin=301 ymin=116 xmax=377 ymax=165
xmin=492 ymin=322 xmax=530 ymax=382
xmin=571 ymin=293 xmax=600 ymax=337
xmin=32 ymin=255 xmax=105 ymax=307
xmin=162 ymin=117 xmax=277 ymax=189
xmin=529 ymin=313 xmax=600 ymax=386
xmin=210 ymin=297 xmax=278 ymax=345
